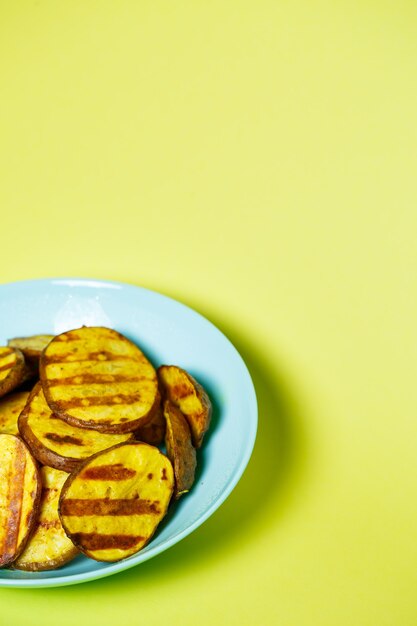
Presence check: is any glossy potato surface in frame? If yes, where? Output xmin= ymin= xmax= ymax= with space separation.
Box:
xmin=19 ymin=383 xmax=134 ymax=472
xmin=0 ymin=392 xmax=30 ymax=436
xmin=40 ymin=327 xmax=159 ymax=433
xmin=13 ymin=466 xmax=78 ymax=571
xmin=158 ymin=365 xmax=211 ymax=448
xmin=59 ymin=442 xmax=174 ymax=562
xmin=0 ymin=434 xmax=41 ymax=567
xmin=0 ymin=348 xmax=27 ymax=398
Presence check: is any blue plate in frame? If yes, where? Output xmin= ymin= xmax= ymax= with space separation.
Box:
xmin=0 ymin=278 xmax=257 ymax=587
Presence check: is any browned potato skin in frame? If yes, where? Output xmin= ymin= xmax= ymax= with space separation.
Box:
xmin=135 ymin=401 xmax=166 ymax=446
xmin=8 ymin=335 xmax=54 ymax=361
xmin=12 ymin=467 xmax=79 ymax=571
xmin=0 ymin=434 xmax=42 ymax=567
xmin=8 ymin=335 xmax=53 ymax=376
xmin=158 ymin=365 xmax=212 ymax=448
xmin=0 ymin=348 xmax=27 ymax=399
xmin=164 ymin=400 xmax=196 ymax=499
xmin=18 ymin=383 xmax=135 ymax=473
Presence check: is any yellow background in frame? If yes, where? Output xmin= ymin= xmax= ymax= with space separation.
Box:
xmin=1 ymin=1 xmax=417 ymax=624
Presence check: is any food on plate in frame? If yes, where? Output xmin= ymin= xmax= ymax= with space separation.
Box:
xmin=0 ymin=324 xmax=212 ymax=570
xmin=59 ymin=442 xmax=174 ymax=562
xmin=164 ymin=400 xmax=196 ymax=499
xmin=0 ymin=347 xmax=27 ymax=398
xmin=8 ymin=335 xmax=54 ymax=371
xmin=13 ymin=466 xmax=79 ymax=571
xmin=0 ymin=391 xmax=30 ymax=435
xmin=158 ymin=365 xmax=212 ymax=448
xmin=135 ymin=402 xmax=166 ymax=445
xmin=18 ymin=383 xmax=135 ymax=473
xmin=40 ymin=326 xmax=160 ymax=434
xmin=0 ymin=434 xmax=42 ymax=567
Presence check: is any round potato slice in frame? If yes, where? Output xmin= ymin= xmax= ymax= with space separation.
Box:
xmin=158 ymin=365 xmax=212 ymax=448
xmin=18 ymin=383 xmax=135 ymax=472
xmin=40 ymin=327 xmax=159 ymax=433
xmin=59 ymin=442 xmax=174 ymax=562
xmin=0 ymin=347 xmax=27 ymax=399
xmin=13 ymin=466 xmax=79 ymax=571
xmin=0 ymin=434 xmax=42 ymax=567
xmin=0 ymin=391 xmax=30 ymax=435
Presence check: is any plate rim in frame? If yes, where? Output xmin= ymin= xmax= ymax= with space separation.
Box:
xmin=0 ymin=277 xmax=258 ymax=587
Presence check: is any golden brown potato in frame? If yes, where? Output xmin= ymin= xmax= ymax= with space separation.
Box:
xmin=59 ymin=442 xmax=174 ymax=562
xmin=0 ymin=434 xmax=42 ymax=567
xmin=0 ymin=347 xmax=27 ymax=399
xmin=18 ymin=382 xmax=135 ymax=473
xmin=0 ymin=391 xmax=30 ymax=436
xmin=135 ymin=402 xmax=166 ymax=446
xmin=8 ymin=334 xmax=54 ymax=373
xmin=40 ymin=327 xmax=159 ymax=433
xmin=13 ymin=466 xmax=79 ymax=571
xmin=158 ymin=365 xmax=212 ymax=448
xmin=164 ymin=400 xmax=196 ymax=499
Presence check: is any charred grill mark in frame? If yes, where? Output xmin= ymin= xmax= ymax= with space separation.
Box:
xmin=171 ymin=383 xmax=193 ymax=399
xmin=40 ymin=487 xmax=53 ymax=505
xmin=2 ymin=442 xmax=26 ymax=560
xmin=57 ymin=394 xmax=142 ymax=409
xmin=24 ymin=509 xmax=33 ymax=528
xmin=45 ymin=433 xmax=84 ymax=446
xmin=47 ymin=373 xmax=148 ymax=386
xmin=81 ymin=464 xmax=136 ymax=480
xmin=71 ymin=532 xmax=144 ymax=551
xmin=61 ymin=497 xmax=161 ymax=516
xmin=0 ymin=361 xmax=15 ymax=373
xmin=161 ymin=468 xmax=168 ymax=481
xmin=39 ymin=519 xmax=61 ymax=530
xmin=43 ymin=352 xmax=137 ymax=364
xmin=147 ymin=473 xmax=153 ymax=479
xmin=0 ymin=349 xmax=14 ymax=359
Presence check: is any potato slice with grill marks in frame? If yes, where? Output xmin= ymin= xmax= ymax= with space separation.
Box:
xmin=40 ymin=327 xmax=159 ymax=433
xmin=0 ymin=391 xmax=30 ymax=436
xmin=13 ymin=466 xmax=79 ymax=571
xmin=0 ymin=434 xmax=41 ymax=567
xmin=0 ymin=347 xmax=27 ymax=399
xmin=164 ymin=400 xmax=196 ymax=499
xmin=8 ymin=335 xmax=54 ymax=373
xmin=59 ymin=442 xmax=174 ymax=562
xmin=18 ymin=383 xmax=135 ymax=472
xmin=158 ymin=365 xmax=212 ymax=448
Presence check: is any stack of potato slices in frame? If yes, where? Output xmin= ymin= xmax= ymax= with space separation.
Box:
xmin=0 ymin=326 xmax=212 ymax=569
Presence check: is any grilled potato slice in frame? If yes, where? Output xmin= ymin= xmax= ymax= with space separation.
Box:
xmin=0 ymin=434 xmax=41 ymax=567
xmin=158 ymin=365 xmax=212 ymax=448
xmin=13 ymin=466 xmax=79 ymax=571
xmin=0 ymin=391 xmax=30 ymax=435
xmin=8 ymin=334 xmax=54 ymax=372
xmin=18 ymin=382 xmax=135 ymax=473
xmin=164 ymin=400 xmax=196 ymax=499
xmin=135 ymin=402 xmax=166 ymax=446
xmin=0 ymin=347 xmax=27 ymax=399
xmin=59 ymin=442 xmax=174 ymax=562
xmin=40 ymin=326 xmax=159 ymax=433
